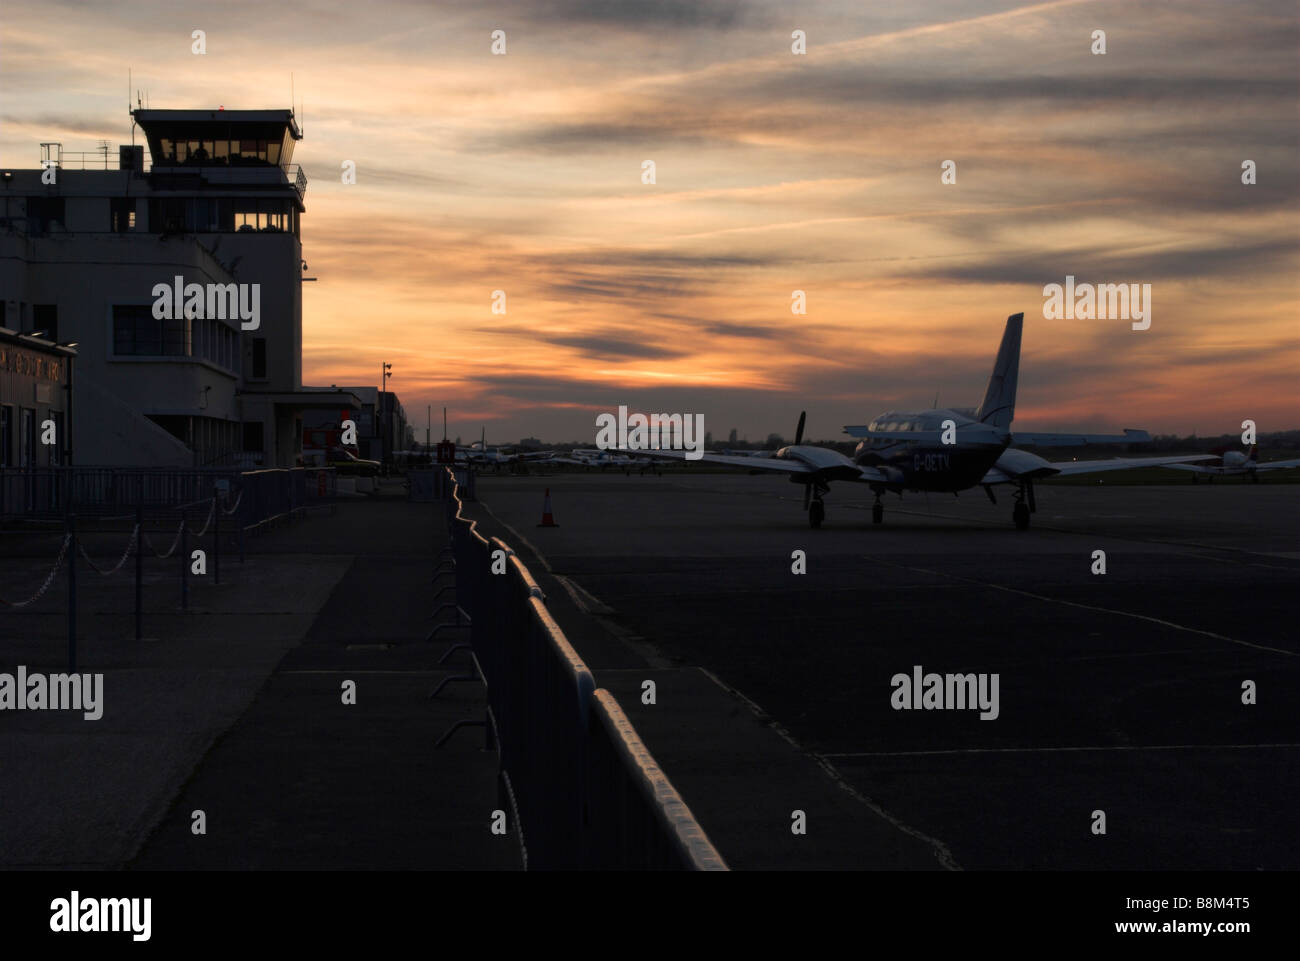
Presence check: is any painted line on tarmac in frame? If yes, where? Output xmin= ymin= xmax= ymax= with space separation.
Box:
xmin=478 ymin=500 xmax=553 ymax=573
xmin=697 ymin=667 xmax=962 ymax=871
xmin=866 ymin=558 xmax=1299 ymax=659
xmin=824 ymin=743 xmax=1300 ymax=758
xmin=554 ymin=574 xmax=615 ymax=616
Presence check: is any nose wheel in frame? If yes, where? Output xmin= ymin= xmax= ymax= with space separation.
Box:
xmin=872 ymin=492 xmax=884 ymax=525
xmin=804 ymin=478 xmax=830 ymax=528
xmin=1013 ymin=501 xmax=1030 ymax=530
xmin=809 ymin=498 xmax=825 ymax=528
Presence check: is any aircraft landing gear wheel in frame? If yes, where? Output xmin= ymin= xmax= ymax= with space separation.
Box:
xmin=809 ymin=499 xmax=825 ymax=529
xmin=872 ymin=503 xmax=884 ymax=525
xmin=1013 ymin=502 xmax=1030 ymax=530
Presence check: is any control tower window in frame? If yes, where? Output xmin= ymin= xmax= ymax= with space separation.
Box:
xmin=235 ymin=139 xmax=269 ymax=164
xmin=235 ymin=199 xmax=289 ymax=232
xmin=182 ymin=140 xmax=212 ymax=164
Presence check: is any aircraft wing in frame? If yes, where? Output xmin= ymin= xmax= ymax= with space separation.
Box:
xmin=982 ymin=454 xmax=1215 ymax=484
xmin=1011 ymin=429 xmax=1152 ymax=446
xmin=1162 ymin=459 xmax=1300 ymax=474
xmin=1044 ymin=455 xmax=1215 ymax=477
xmin=622 ymin=449 xmax=814 ymax=473
xmin=621 ymin=448 xmax=893 ymax=484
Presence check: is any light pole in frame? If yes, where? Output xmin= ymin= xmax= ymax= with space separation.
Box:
xmin=381 ymin=362 xmax=392 ymax=468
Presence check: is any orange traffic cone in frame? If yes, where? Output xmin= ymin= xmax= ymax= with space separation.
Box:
xmin=537 ymin=488 xmax=559 ymax=527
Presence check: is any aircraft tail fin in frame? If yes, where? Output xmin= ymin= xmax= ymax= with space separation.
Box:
xmin=975 ymin=313 xmax=1023 ymax=431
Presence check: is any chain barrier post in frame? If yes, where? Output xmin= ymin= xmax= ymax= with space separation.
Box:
xmin=66 ymin=511 xmax=77 ymax=672
xmin=212 ymin=484 xmax=221 ymax=586
xmin=181 ymin=508 xmax=189 ymax=611
xmin=135 ymin=501 xmax=143 ymax=641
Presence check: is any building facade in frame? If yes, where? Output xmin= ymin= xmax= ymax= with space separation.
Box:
xmin=0 ymin=108 xmax=357 ymax=467
xmin=0 ymin=329 xmax=74 ymax=468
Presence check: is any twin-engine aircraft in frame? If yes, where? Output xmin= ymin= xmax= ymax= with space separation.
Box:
xmin=627 ymin=313 xmax=1209 ymax=529
xmin=1160 ymin=445 xmax=1300 ymax=482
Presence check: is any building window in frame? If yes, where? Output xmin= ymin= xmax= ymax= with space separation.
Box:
xmin=27 ymin=197 xmax=65 ymax=235
xmin=148 ymin=197 xmax=187 ymax=234
xmin=0 ymin=406 xmax=11 ymax=467
xmin=252 ymin=337 xmax=267 ymax=379
xmin=114 ymin=307 xmax=236 ymax=372
xmin=19 ymin=408 xmax=35 ymax=468
xmin=112 ymin=305 xmax=191 ymax=357
xmin=113 ymin=305 xmax=162 ymax=355
xmin=110 ymin=198 xmax=136 ymax=233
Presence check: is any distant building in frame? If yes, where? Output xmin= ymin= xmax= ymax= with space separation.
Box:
xmin=379 ymin=391 xmax=409 ymax=463
xmin=0 ymin=107 xmax=358 ymax=467
xmin=0 ymin=329 xmax=75 ymax=467
xmin=518 ymin=436 xmax=542 ymax=450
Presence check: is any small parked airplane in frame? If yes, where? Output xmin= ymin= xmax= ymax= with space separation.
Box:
xmin=1159 ymin=445 xmax=1300 ymax=482
xmin=625 ymin=313 xmax=1210 ymax=528
xmin=548 ymin=449 xmax=661 ymax=474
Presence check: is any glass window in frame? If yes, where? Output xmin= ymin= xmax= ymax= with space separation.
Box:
xmin=163 ymin=315 xmax=189 ymax=356
xmin=0 ymin=406 xmax=11 ymax=467
xmin=19 ymin=408 xmax=35 ymax=467
xmin=214 ymin=139 xmax=229 ymax=162
xmin=113 ymin=304 xmax=163 ymax=355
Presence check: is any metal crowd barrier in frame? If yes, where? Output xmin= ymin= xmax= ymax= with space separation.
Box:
xmin=0 ymin=466 xmax=337 ymax=525
xmin=585 ymin=690 xmax=728 ymax=870
xmin=439 ymin=466 xmax=726 ymax=871
xmin=0 ymin=467 xmax=242 ymax=518
xmin=410 ymin=467 xmax=473 ymax=502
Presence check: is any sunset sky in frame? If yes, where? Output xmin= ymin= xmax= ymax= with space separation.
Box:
xmin=2 ymin=0 xmax=1297 ymax=443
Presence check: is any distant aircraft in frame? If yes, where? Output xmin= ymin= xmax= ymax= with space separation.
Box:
xmin=1159 ymin=445 xmax=1300 ymax=483
xmin=457 ymin=428 xmax=555 ymax=470
xmin=626 ymin=313 xmax=1209 ymax=529
xmin=548 ymin=449 xmax=660 ymax=474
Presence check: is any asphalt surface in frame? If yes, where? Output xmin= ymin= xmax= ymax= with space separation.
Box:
xmin=0 ymin=488 xmax=518 ymax=870
xmin=466 ymin=470 xmax=1300 ymax=870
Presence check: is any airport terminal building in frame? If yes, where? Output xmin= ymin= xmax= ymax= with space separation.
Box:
xmin=0 ymin=108 xmax=358 ymax=467
xmin=0 ymin=329 xmax=74 ymax=468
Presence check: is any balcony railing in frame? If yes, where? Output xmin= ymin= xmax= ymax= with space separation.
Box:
xmin=39 ymin=150 xmax=308 ymax=199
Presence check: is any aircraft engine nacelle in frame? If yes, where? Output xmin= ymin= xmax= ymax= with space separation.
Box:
xmin=995 ymin=447 xmax=1057 ymax=477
